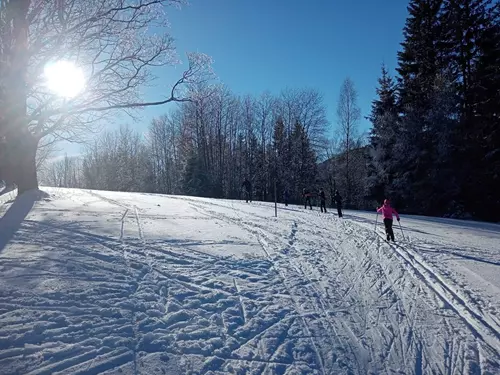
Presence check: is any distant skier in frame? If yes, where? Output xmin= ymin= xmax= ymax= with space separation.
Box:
xmin=283 ymin=188 xmax=289 ymax=206
xmin=302 ymin=188 xmax=312 ymax=210
xmin=242 ymin=178 xmax=252 ymax=203
xmin=377 ymin=199 xmax=400 ymax=242
xmin=334 ymin=190 xmax=343 ymax=218
xmin=319 ymin=188 xmax=327 ymax=213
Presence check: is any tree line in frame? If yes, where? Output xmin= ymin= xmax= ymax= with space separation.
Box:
xmin=40 ymin=84 xmax=367 ymax=207
xmin=367 ymin=0 xmax=500 ymax=221
xmin=9 ymin=0 xmax=500 ymax=222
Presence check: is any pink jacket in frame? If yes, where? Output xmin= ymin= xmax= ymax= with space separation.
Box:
xmin=377 ymin=203 xmax=399 ymax=220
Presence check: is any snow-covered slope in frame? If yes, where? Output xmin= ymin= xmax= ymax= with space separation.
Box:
xmin=0 ymin=188 xmax=498 ymax=374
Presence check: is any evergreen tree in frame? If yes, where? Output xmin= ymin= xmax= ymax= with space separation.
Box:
xmin=290 ymin=121 xmax=317 ymax=200
xmin=254 ymin=143 xmax=268 ymax=201
xmin=392 ymin=0 xmax=500 ymax=219
xmin=367 ymin=65 xmax=399 ymax=203
xmin=460 ymin=1 xmax=500 ymax=219
xmin=397 ymin=0 xmax=445 ymax=112
xmin=423 ymin=74 xmax=460 ymax=214
xmin=273 ymin=117 xmax=287 ymax=200
xmin=395 ymin=0 xmax=448 ymax=212
xmin=441 ymin=0 xmax=494 ymax=120
xmin=369 ymin=65 xmax=398 ymax=124
xmin=438 ymin=0 xmax=500 ymax=219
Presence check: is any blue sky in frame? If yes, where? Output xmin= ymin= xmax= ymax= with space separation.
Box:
xmin=60 ymin=0 xmax=409 ymax=156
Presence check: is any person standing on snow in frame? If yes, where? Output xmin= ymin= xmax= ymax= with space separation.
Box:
xmin=319 ymin=188 xmax=327 ymax=213
xmin=377 ymin=199 xmax=400 ymax=241
xmin=242 ymin=178 xmax=252 ymax=203
xmin=334 ymin=190 xmax=343 ymax=217
xmin=283 ymin=188 xmax=289 ymax=206
xmin=302 ymin=188 xmax=313 ymax=210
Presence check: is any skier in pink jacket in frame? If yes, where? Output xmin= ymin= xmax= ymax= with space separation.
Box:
xmin=377 ymin=199 xmax=400 ymax=241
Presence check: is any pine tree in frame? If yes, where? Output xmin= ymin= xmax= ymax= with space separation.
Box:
xmin=246 ymin=133 xmax=259 ymax=199
xmin=463 ymin=1 xmax=500 ymax=219
xmin=397 ymin=0 xmax=445 ymax=112
xmin=290 ymin=121 xmax=317 ymax=200
xmin=439 ymin=0 xmax=500 ymax=219
xmin=254 ymin=143 xmax=268 ymax=201
xmin=367 ymin=65 xmax=399 ymax=203
xmin=395 ymin=0 xmax=448 ymax=212
xmin=273 ymin=117 xmax=287 ymax=200
xmin=424 ymin=74 xmax=460 ymax=214
xmin=369 ymin=65 xmax=398 ymax=125
xmin=441 ymin=0 xmax=494 ymax=120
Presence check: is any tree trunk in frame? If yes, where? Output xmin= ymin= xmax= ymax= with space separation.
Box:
xmin=2 ymin=0 xmax=34 ymax=195
xmin=6 ymin=132 xmax=40 ymax=194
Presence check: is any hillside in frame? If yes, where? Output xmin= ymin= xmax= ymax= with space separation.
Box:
xmin=0 ymin=188 xmax=499 ymax=374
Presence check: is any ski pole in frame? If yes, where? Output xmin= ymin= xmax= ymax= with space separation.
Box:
xmin=374 ymin=212 xmax=379 ymax=232
xmin=398 ymin=220 xmax=404 ymax=240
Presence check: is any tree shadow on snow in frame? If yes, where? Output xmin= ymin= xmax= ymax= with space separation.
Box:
xmin=0 ymin=212 xmax=282 ymax=375
xmin=0 ymin=189 xmax=50 ymax=253
xmin=403 ymin=214 xmax=500 ymax=235
xmin=11 ymin=218 xmax=272 ymax=276
xmin=417 ymin=246 xmax=500 ymax=267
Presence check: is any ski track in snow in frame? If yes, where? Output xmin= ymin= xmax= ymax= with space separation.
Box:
xmin=0 ymin=188 xmax=498 ymax=374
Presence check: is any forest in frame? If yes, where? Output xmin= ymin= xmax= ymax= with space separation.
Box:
xmin=39 ymin=85 xmax=366 ymax=208
xmin=37 ymin=0 xmax=500 ymax=222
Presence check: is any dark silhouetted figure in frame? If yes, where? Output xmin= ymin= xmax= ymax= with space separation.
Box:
xmin=319 ymin=188 xmax=327 ymax=213
xmin=334 ymin=190 xmax=343 ymax=217
xmin=283 ymin=189 xmax=289 ymax=206
xmin=303 ymin=188 xmax=313 ymax=210
xmin=242 ymin=178 xmax=252 ymax=203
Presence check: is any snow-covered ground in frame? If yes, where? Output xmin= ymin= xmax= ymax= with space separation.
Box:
xmin=0 ymin=188 xmax=499 ymax=374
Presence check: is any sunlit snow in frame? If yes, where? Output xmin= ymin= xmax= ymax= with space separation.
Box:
xmin=0 ymin=187 xmax=499 ymax=374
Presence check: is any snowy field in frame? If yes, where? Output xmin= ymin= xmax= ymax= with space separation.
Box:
xmin=0 ymin=187 xmax=499 ymax=374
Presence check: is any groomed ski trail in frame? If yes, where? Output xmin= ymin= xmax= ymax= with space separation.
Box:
xmin=0 ymin=189 xmax=499 ymax=374
xmin=177 ymin=195 xmax=500 ymax=374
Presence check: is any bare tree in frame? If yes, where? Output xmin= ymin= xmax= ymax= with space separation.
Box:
xmin=35 ymin=83 xmax=332 ymax=204
xmin=40 ymin=154 xmax=83 ymax=188
xmin=81 ymin=125 xmax=148 ymax=192
xmin=336 ymin=77 xmax=361 ymax=206
xmin=255 ymin=91 xmax=275 ymax=200
xmin=321 ymin=138 xmax=340 ymax=206
xmin=36 ymin=136 xmax=59 ymax=171
xmin=277 ymin=88 xmax=329 ymax=151
xmin=147 ymin=113 xmax=185 ymax=194
xmin=0 ymin=0 xmax=213 ymax=194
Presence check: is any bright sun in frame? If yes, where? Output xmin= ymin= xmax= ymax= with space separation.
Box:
xmin=44 ymin=60 xmax=85 ymax=99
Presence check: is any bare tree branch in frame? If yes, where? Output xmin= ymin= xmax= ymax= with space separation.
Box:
xmin=3 ymin=0 xmax=214 ymax=143
xmin=336 ymin=77 xmax=361 ymax=206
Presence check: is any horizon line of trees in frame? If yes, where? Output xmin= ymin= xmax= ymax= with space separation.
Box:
xmin=34 ymin=0 xmax=500 ymax=223
xmin=39 ymin=84 xmax=368 ymax=208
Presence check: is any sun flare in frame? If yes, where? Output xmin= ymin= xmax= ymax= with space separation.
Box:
xmin=44 ymin=60 xmax=85 ymax=98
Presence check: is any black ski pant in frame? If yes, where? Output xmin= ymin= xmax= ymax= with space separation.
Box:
xmin=336 ymin=203 xmax=343 ymax=217
xmin=384 ymin=218 xmax=395 ymax=241
xmin=244 ymin=190 xmax=251 ymax=203
xmin=320 ymin=199 xmax=327 ymax=213
xmin=304 ymin=197 xmax=312 ymax=209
